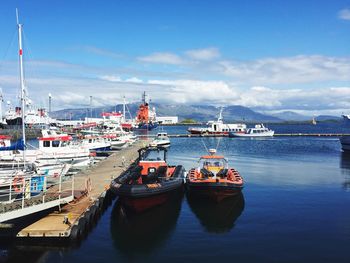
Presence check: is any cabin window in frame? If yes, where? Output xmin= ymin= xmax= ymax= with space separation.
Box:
xmin=52 ymin=140 xmax=60 ymax=147
xmin=213 ymin=125 xmax=217 ymax=131
xmin=43 ymin=141 xmax=50 ymax=147
xmin=89 ymin=139 xmax=92 ymax=143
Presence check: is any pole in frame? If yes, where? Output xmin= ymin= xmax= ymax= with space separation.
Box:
xmin=17 ymin=9 xmax=26 ymax=165
xmin=123 ymin=96 xmax=126 ymax=122
xmin=89 ymin=95 xmax=92 ymax=120
xmin=48 ymin=93 xmax=52 ymax=114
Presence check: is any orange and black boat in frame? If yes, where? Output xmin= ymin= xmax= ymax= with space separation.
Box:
xmin=186 ymin=149 xmax=244 ymax=202
xmin=110 ymin=146 xmax=185 ymax=212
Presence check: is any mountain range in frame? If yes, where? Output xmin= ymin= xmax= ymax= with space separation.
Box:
xmin=50 ymin=103 xmax=341 ymax=123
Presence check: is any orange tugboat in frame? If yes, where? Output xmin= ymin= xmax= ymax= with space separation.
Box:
xmin=186 ymin=149 xmax=244 ymax=202
xmin=135 ymin=91 xmax=158 ymax=130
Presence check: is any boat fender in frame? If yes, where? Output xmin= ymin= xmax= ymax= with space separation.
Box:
xmin=13 ymin=175 xmax=24 ymax=193
xmin=70 ymin=225 xmax=81 ymax=241
xmin=78 ymin=217 xmax=88 ymax=234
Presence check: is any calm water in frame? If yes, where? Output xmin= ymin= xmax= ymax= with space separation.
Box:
xmin=2 ymin=123 xmax=350 ymax=263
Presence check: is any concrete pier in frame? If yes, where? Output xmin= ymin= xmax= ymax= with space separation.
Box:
xmin=16 ymin=140 xmax=148 ymax=240
xmin=168 ymin=133 xmax=350 ymax=138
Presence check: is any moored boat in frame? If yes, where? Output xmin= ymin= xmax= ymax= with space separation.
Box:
xmin=188 ymin=108 xmax=246 ymax=135
xmin=229 ymin=124 xmax=274 ymax=137
xmin=150 ymin=132 xmax=171 ymax=147
xmin=186 ymin=149 xmax=243 ymax=202
xmin=110 ymin=146 xmax=185 ymax=212
xmin=135 ymin=92 xmax=158 ymax=131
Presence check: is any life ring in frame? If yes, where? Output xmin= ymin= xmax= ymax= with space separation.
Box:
xmin=13 ymin=175 xmax=24 ymax=193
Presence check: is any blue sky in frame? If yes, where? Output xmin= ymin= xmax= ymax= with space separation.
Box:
xmin=0 ymin=0 xmax=350 ymax=116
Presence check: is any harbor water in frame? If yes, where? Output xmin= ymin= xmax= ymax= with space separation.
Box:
xmin=2 ymin=123 xmax=350 ymax=263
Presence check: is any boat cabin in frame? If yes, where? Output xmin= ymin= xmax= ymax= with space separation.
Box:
xmin=138 ymin=146 xmax=167 ymax=176
xmin=199 ymin=155 xmax=228 ymax=175
xmin=157 ymin=132 xmax=168 ymax=138
xmin=38 ymin=130 xmax=73 ymax=149
xmin=246 ymin=124 xmax=270 ymax=134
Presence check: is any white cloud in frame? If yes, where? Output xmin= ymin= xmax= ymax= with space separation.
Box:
xmin=218 ymin=55 xmax=350 ymax=85
xmin=148 ymin=79 xmax=238 ymax=104
xmin=138 ymin=52 xmax=185 ymax=65
xmin=185 ymin=47 xmax=220 ymax=61
xmin=99 ymin=75 xmax=122 ymax=82
xmin=338 ymin=8 xmax=350 ymax=20
xmin=125 ymin=77 xmax=143 ymax=83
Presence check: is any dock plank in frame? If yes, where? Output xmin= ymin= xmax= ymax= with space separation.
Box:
xmin=17 ymin=140 xmax=147 ymax=239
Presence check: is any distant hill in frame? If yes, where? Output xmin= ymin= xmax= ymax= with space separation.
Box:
xmin=51 ymin=103 xmax=282 ymax=123
xmin=316 ymin=115 xmax=342 ymax=122
xmin=50 ymin=103 xmax=340 ymax=123
xmin=270 ymin=111 xmax=311 ymax=121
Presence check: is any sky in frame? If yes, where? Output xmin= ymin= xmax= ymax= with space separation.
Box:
xmin=0 ymin=0 xmax=350 ymax=116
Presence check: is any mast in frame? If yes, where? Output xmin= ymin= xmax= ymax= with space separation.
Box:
xmin=0 ymin=88 xmax=3 ymax=122
xmin=89 ymin=95 xmax=92 ymax=120
xmin=218 ymin=107 xmax=223 ymax=122
xmin=122 ymin=96 xmax=126 ymax=122
xmin=16 ymin=8 xmax=26 ymax=164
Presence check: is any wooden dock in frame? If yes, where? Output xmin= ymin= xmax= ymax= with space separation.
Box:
xmin=16 ymin=140 xmax=149 ymax=241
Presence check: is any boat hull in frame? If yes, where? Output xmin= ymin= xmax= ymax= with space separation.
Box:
xmin=186 ymin=181 xmax=243 ymax=202
xmin=137 ymin=122 xmax=158 ymax=130
xmin=110 ymin=165 xmax=185 ymax=212
xmin=229 ymin=131 xmax=274 ymax=137
xmin=340 ymin=136 xmax=350 ymax=152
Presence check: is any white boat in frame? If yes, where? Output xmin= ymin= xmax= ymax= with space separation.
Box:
xmin=80 ymin=135 xmax=111 ymax=152
xmin=229 ymin=124 xmax=274 ymax=137
xmin=150 ymin=132 xmax=171 ymax=147
xmin=0 ymin=129 xmax=92 ymax=168
xmin=188 ymin=108 xmax=246 ymax=135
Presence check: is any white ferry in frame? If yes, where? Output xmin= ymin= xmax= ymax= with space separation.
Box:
xmin=188 ymin=108 xmax=246 ymax=135
xmin=229 ymin=124 xmax=274 ymax=137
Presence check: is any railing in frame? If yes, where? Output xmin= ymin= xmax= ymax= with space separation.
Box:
xmin=0 ymin=171 xmax=75 ymax=220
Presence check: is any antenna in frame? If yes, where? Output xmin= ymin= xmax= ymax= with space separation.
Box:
xmin=16 ymin=8 xmax=19 ymax=25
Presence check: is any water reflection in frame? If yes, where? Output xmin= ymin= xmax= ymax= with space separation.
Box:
xmin=340 ymin=152 xmax=350 ymax=191
xmin=186 ymin=192 xmax=245 ymax=233
xmin=110 ymin=191 xmax=183 ymax=259
xmin=0 ymin=246 xmax=48 ymax=263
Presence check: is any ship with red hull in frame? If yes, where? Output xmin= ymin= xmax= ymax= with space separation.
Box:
xmin=110 ymin=146 xmax=185 ymax=212
xmin=135 ymin=92 xmax=158 ymax=131
xmin=186 ymin=149 xmax=244 ymax=202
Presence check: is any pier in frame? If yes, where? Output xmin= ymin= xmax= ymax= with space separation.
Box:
xmin=10 ymin=140 xmax=148 ymax=241
xmin=167 ymin=133 xmax=350 ymax=138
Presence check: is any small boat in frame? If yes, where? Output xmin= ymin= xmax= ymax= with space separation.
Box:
xmin=186 ymin=149 xmax=243 ymax=202
xmin=150 ymin=132 xmax=170 ymax=147
xmin=80 ymin=135 xmax=111 ymax=152
xmin=229 ymin=124 xmax=274 ymax=137
xmin=110 ymin=146 xmax=185 ymax=212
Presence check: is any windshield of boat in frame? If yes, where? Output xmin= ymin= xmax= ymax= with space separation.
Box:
xmin=199 ymin=157 xmax=227 ymax=169
xmin=142 ymin=148 xmax=166 ymax=162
